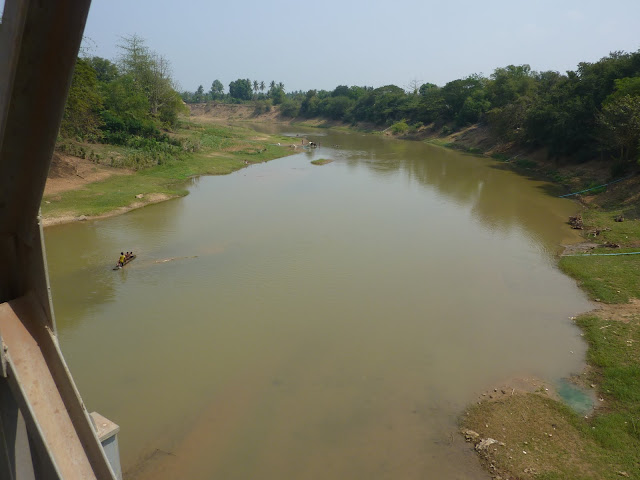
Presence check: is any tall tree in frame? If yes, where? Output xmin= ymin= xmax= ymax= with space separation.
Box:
xmin=210 ymin=79 xmax=224 ymax=99
xmin=116 ymin=34 xmax=153 ymax=89
xmin=87 ymin=56 xmax=119 ymax=83
xmin=116 ymin=34 xmax=183 ymax=124
xmin=253 ymin=80 xmax=259 ymax=97
xmin=61 ymin=58 xmax=104 ymax=139
xmin=195 ymin=85 xmax=204 ymax=102
xmin=148 ymin=52 xmax=179 ymax=116
xmin=229 ymin=79 xmax=253 ymax=100
xmin=260 ymin=81 xmax=265 ymax=94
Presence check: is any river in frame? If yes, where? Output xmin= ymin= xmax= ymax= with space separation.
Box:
xmin=44 ymin=127 xmax=592 ymax=479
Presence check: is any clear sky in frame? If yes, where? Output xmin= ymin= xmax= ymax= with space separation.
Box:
xmin=82 ymin=0 xmax=640 ymax=93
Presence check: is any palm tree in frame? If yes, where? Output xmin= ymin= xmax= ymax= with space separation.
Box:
xmin=277 ymin=82 xmax=285 ymax=91
xmin=260 ymin=81 xmax=265 ymax=94
xmin=269 ymin=80 xmax=275 ymax=90
xmin=253 ymin=80 xmax=259 ymax=97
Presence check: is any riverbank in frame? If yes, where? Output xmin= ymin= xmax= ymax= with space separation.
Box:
xmin=458 ymin=179 xmax=640 ymax=478
xmin=41 ymin=121 xmax=296 ymax=227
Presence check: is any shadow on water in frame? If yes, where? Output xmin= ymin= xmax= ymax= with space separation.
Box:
xmin=489 ymin=161 xmax=570 ymax=197
xmin=282 ymin=128 xmax=582 ymax=251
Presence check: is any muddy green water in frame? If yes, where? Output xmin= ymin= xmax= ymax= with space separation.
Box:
xmin=45 ymin=128 xmax=591 ymax=479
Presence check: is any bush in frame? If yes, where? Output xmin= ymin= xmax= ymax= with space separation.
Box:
xmin=253 ymin=100 xmax=272 ymax=115
xmin=610 ymin=160 xmax=629 ymax=179
xmin=390 ymin=121 xmax=409 ymax=135
xmin=280 ymin=99 xmax=300 ymax=118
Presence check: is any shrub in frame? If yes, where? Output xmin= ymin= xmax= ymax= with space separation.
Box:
xmin=390 ymin=121 xmax=409 ymax=135
xmin=280 ymin=99 xmax=300 ymax=118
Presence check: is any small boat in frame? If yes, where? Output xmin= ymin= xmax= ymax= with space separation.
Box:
xmin=113 ymin=255 xmax=136 ymax=270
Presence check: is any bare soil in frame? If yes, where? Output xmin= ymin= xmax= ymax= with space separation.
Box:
xmin=45 ymin=153 xmax=131 ymax=196
xmin=188 ymin=102 xmax=353 ymax=129
xmin=188 ymin=102 xmax=284 ymax=124
xmin=592 ymin=298 xmax=640 ymax=324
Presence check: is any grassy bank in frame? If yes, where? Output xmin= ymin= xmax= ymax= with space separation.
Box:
xmin=461 ymin=192 xmax=640 ymax=479
xmin=42 ymin=122 xmax=294 ymax=223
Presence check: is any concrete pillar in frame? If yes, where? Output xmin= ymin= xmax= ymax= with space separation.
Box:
xmin=90 ymin=413 xmax=122 ymax=480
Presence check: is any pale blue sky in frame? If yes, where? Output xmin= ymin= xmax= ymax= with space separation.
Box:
xmin=82 ymin=0 xmax=640 ymax=93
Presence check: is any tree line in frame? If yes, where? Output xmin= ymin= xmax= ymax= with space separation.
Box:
xmin=61 ymin=34 xmax=186 ymax=150
xmin=184 ymin=50 xmax=640 ymax=168
xmin=181 ymin=80 xmax=287 ymax=105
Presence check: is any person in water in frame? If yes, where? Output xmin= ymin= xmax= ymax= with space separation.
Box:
xmin=118 ymin=252 xmax=126 ymax=267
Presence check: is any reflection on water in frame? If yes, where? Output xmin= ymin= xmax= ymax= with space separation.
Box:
xmin=45 ymin=127 xmax=590 ymax=479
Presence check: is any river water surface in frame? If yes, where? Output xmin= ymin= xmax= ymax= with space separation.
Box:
xmin=45 ymin=128 xmax=591 ymax=479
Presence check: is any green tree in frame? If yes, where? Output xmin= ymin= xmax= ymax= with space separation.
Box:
xmin=300 ymin=90 xmax=319 ymax=117
xmin=253 ymin=80 xmax=259 ymax=97
xmin=61 ymin=58 xmax=104 ymax=139
xmin=351 ymin=85 xmax=407 ymax=124
xmin=324 ymin=96 xmax=354 ymax=120
xmin=146 ymin=52 xmax=180 ymax=120
xmin=332 ymin=85 xmax=350 ymax=97
xmin=268 ymin=82 xmax=285 ymax=104
xmin=260 ymin=81 xmax=265 ymax=94
xmin=598 ymin=95 xmax=640 ymax=161
xmin=87 ymin=56 xmax=119 ymax=83
xmin=487 ymin=65 xmax=535 ymax=108
xmin=229 ymin=79 xmax=253 ymax=100
xmin=101 ymin=74 xmax=152 ymax=138
xmin=280 ymin=99 xmax=300 ymax=117
xmin=606 ymin=77 xmax=640 ymax=103
xmin=440 ymin=75 xmax=487 ymax=125
xmin=116 ymin=34 xmax=153 ymax=90
xmin=419 ymin=83 xmax=438 ymax=96
xmin=210 ymin=79 xmax=224 ymax=99
xmin=271 ymin=87 xmax=285 ymax=105
xmin=116 ymin=34 xmax=182 ymax=125
xmin=195 ymin=85 xmax=204 ymax=102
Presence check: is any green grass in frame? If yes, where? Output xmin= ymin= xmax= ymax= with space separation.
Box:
xmin=582 ymin=209 xmax=640 ymax=245
xmin=559 ymin=208 xmax=640 ymax=303
xmin=559 ymin=250 xmax=640 ymax=303
xmin=310 ymin=158 xmax=333 ymax=165
xmin=43 ymin=123 xmax=295 ymax=219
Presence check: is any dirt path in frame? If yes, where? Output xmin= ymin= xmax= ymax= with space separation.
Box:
xmin=45 ymin=153 xmax=130 ymax=196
